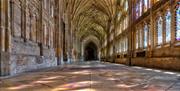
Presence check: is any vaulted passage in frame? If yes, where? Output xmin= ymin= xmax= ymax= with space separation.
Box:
xmin=0 ymin=0 xmax=180 ymax=90
xmin=84 ymin=42 xmax=98 ymax=61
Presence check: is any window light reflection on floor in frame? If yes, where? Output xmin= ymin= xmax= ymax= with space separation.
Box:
xmin=52 ymin=81 xmax=99 ymax=91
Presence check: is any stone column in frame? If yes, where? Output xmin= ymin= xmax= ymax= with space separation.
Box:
xmin=0 ymin=0 xmax=5 ymax=52
xmin=5 ymin=0 xmax=11 ymax=52
xmin=0 ymin=0 xmax=11 ymax=76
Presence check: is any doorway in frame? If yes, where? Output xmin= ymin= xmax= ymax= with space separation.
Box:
xmin=84 ymin=42 xmax=98 ymax=61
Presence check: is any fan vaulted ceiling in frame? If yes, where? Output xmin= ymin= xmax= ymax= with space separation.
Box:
xmin=61 ymin=0 xmax=129 ymax=42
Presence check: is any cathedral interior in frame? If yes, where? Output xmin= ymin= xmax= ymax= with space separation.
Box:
xmin=0 ymin=0 xmax=180 ymax=91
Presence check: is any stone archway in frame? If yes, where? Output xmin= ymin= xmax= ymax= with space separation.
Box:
xmin=80 ymin=35 xmax=101 ymax=61
xmin=84 ymin=42 xmax=98 ymax=61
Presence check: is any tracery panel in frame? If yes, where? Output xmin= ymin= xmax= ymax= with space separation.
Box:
xmin=176 ymin=4 xmax=180 ymax=41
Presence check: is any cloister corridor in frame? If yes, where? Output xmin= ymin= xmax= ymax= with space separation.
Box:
xmin=0 ymin=0 xmax=180 ymax=91
xmin=1 ymin=61 xmax=180 ymax=91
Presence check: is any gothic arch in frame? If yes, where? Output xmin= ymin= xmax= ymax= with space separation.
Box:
xmin=81 ymin=35 xmax=100 ymax=61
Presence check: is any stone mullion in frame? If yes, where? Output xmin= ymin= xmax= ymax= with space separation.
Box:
xmin=48 ymin=23 xmax=51 ymax=47
xmin=150 ymin=5 xmax=154 ymax=52
xmin=45 ymin=23 xmax=48 ymax=46
xmin=139 ymin=27 xmax=142 ymax=49
xmin=0 ymin=0 xmax=6 ymax=52
xmin=44 ymin=23 xmax=46 ymax=46
xmin=50 ymin=24 xmax=53 ymax=48
xmin=36 ymin=15 xmax=40 ymax=43
xmin=153 ymin=16 xmax=157 ymax=47
xmin=147 ymin=23 xmax=150 ymax=53
xmin=171 ymin=2 xmax=176 ymax=47
xmin=162 ymin=12 xmax=166 ymax=46
xmin=46 ymin=23 xmax=48 ymax=47
xmin=10 ymin=1 xmax=15 ymax=37
xmin=36 ymin=15 xmax=38 ymax=43
xmin=141 ymin=26 xmax=144 ymax=49
xmin=23 ymin=1 xmax=27 ymax=41
xmin=138 ymin=27 xmax=140 ymax=50
xmin=20 ymin=1 xmax=23 ymax=38
xmin=142 ymin=24 xmax=145 ymax=49
xmin=40 ymin=1 xmax=43 ymax=45
xmin=5 ymin=0 xmax=11 ymax=52
xmin=29 ymin=8 xmax=33 ymax=41
xmin=50 ymin=24 xmax=54 ymax=48
xmin=0 ymin=0 xmax=2 ymax=51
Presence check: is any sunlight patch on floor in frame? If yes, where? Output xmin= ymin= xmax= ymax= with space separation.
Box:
xmin=70 ymin=88 xmax=97 ymax=91
xmin=163 ymin=71 xmax=177 ymax=75
xmin=52 ymin=81 xmax=99 ymax=91
xmin=116 ymin=84 xmax=138 ymax=88
xmin=33 ymin=80 xmax=55 ymax=84
xmin=69 ymin=70 xmax=91 ymax=75
xmin=42 ymin=76 xmax=64 ymax=80
xmin=8 ymin=84 xmax=33 ymax=90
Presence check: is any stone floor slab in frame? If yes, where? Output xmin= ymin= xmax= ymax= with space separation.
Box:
xmin=0 ymin=61 xmax=180 ymax=91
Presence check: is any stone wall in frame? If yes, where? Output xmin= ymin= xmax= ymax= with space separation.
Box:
xmin=115 ymin=58 xmax=127 ymax=65
xmin=0 ymin=52 xmax=10 ymax=76
xmin=0 ymin=0 xmax=62 ymax=76
xmin=131 ymin=57 xmax=180 ymax=71
xmin=9 ymin=38 xmax=57 ymax=75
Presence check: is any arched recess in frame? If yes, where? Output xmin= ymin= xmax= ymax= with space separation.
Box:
xmin=81 ymin=35 xmax=100 ymax=61
xmin=84 ymin=42 xmax=98 ymax=61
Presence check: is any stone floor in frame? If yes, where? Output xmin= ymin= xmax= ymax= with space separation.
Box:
xmin=0 ymin=61 xmax=180 ymax=91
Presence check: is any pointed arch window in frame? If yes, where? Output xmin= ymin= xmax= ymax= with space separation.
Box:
xmin=165 ymin=10 xmax=171 ymax=43
xmin=144 ymin=24 xmax=148 ymax=48
xmin=157 ymin=17 xmax=163 ymax=45
xmin=176 ymin=5 xmax=180 ymax=41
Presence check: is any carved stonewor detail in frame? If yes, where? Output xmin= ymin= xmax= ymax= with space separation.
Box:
xmin=16 ymin=56 xmax=27 ymax=66
xmin=36 ymin=57 xmax=43 ymax=64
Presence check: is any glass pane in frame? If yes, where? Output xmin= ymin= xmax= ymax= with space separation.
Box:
xmin=144 ymin=25 xmax=148 ymax=48
xmin=140 ymin=29 xmax=143 ymax=48
xmin=176 ymin=6 xmax=180 ymax=40
xmin=166 ymin=10 xmax=171 ymax=42
xmin=136 ymin=30 xmax=139 ymax=49
xmin=144 ymin=0 xmax=148 ymax=11
xmin=157 ymin=17 xmax=163 ymax=45
xmin=136 ymin=3 xmax=139 ymax=19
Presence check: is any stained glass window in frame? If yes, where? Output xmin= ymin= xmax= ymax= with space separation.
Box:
xmin=165 ymin=10 xmax=171 ymax=43
xmin=144 ymin=0 xmax=148 ymax=12
xmin=139 ymin=0 xmax=143 ymax=16
xmin=125 ymin=1 xmax=128 ymax=11
xmin=176 ymin=5 xmax=180 ymax=41
xmin=148 ymin=0 xmax=151 ymax=8
xmin=136 ymin=3 xmax=139 ymax=19
xmin=136 ymin=30 xmax=139 ymax=49
xmin=157 ymin=17 xmax=163 ymax=45
xmin=124 ymin=39 xmax=126 ymax=52
xmin=144 ymin=25 xmax=148 ymax=48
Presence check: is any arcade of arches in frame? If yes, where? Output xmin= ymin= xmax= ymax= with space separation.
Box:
xmin=0 ymin=0 xmax=180 ymax=90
